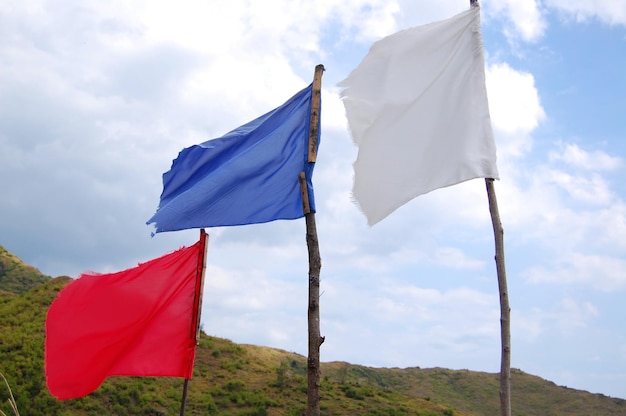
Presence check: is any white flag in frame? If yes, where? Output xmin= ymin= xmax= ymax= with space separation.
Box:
xmin=339 ymin=6 xmax=498 ymax=226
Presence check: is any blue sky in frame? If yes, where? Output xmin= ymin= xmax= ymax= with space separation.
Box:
xmin=1 ymin=0 xmax=625 ymax=401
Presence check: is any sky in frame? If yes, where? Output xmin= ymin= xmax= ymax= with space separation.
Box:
xmin=2 ymin=0 xmax=626 ymax=401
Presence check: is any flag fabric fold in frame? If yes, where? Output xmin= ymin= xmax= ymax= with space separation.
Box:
xmin=339 ymin=6 xmax=498 ymax=226
xmin=147 ymin=84 xmax=319 ymax=233
xmin=45 ymin=233 xmax=207 ymax=400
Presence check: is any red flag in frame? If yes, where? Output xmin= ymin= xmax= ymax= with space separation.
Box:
xmin=45 ymin=232 xmax=208 ymax=400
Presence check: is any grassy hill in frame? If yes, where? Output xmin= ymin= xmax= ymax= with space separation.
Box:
xmin=0 ymin=245 xmax=49 ymax=295
xmin=0 ymin=247 xmax=624 ymax=415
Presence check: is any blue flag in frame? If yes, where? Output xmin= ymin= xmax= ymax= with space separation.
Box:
xmin=147 ymin=84 xmax=319 ymax=233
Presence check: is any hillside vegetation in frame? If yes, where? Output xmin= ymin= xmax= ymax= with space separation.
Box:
xmin=0 ymin=245 xmax=49 ymax=295
xmin=0 ymin=246 xmax=624 ymax=415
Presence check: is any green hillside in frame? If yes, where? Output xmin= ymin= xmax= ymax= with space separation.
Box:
xmin=0 ymin=247 xmax=624 ymax=415
xmin=0 ymin=245 xmax=49 ymax=295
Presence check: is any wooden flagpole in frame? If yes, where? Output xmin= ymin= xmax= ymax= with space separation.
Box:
xmin=180 ymin=229 xmax=209 ymax=416
xmin=467 ymin=2 xmax=511 ymax=414
xmin=299 ymin=64 xmax=325 ymax=416
xmin=469 ymin=1 xmax=512 ymax=413
xmin=486 ymin=178 xmax=511 ymax=416
xmin=179 ymin=380 xmax=190 ymax=416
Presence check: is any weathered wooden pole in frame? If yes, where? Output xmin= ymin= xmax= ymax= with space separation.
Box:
xmin=469 ymin=1 xmax=511 ymax=414
xmin=180 ymin=229 xmax=209 ymax=416
xmin=485 ymin=178 xmax=511 ymax=416
xmin=299 ymin=64 xmax=325 ymax=416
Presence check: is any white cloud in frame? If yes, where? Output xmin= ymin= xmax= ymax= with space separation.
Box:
xmin=500 ymin=139 xmax=626 ymax=247
xmin=514 ymin=298 xmax=600 ymax=344
xmin=330 ymin=0 xmax=401 ymax=41
xmin=484 ymin=0 xmax=547 ymax=42
xmin=202 ymin=259 xmax=310 ymax=351
xmin=323 ymin=87 xmax=353 ymax=130
xmin=546 ymin=170 xmax=614 ymax=205
xmin=486 ymin=63 xmax=545 ymax=135
xmin=381 ymin=285 xmax=498 ymax=320
xmin=393 ymin=0 xmax=472 ymax=28
xmin=549 ymin=143 xmax=623 ymax=171
xmin=433 ymin=247 xmax=486 ymax=270
xmin=318 ymin=278 xmax=502 ymax=369
xmin=556 ymin=298 xmax=599 ymax=331
xmin=546 ymin=0 xmax=626 ymax=26
xmin=525 ymin=253 xmax=626 ymax=291
xmin=485 ymin=62 xmax=545 ymax=157
xmin=514 ymin=308 xmax=545 ymax=341
xmin=133 ymin=0 xmax=404 ymax=57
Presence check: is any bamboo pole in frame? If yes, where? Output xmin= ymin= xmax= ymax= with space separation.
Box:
xmin=180 ymin=229 xmax=209 ymax=416
xmin=302 ymin=64 xmax=325 ymax=416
